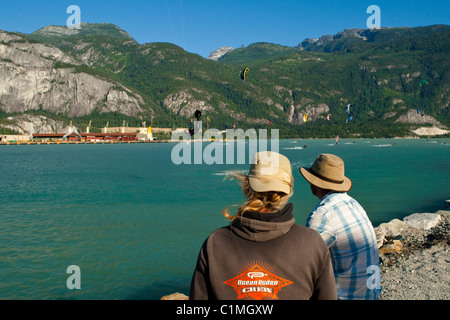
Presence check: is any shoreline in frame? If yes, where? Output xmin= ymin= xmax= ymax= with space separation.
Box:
xmin=0 ymin=139 xmax=173 ymax=145
xmin=1 ymin=136 xmax=448 ymax=146
xmin=376 ymin=199 xmax=450 ymax=300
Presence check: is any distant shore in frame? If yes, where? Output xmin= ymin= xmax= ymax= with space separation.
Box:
xmin=1 ymin=136 xmax=448 ymax=146
xmin=0 ymin=139 xmax=173 ymax=145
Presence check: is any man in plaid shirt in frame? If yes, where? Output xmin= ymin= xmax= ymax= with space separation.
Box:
xmin=300 ymin=154 xmax=381 ymax=300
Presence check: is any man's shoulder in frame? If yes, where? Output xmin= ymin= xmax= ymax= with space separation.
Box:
xmin=310 ymin=193 xmax=352 ymax=216
xmin=319 ymin=192 xmax=356 ymax=208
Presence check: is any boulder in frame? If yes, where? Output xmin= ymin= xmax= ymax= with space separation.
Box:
xmin=160 ymin=292 xmax=189 ymax=300
xmin=376 ymin=219 xmax=416 ymax=239
xmin=379 ymin=239 xmax=403 ymax=255
xmin=403 ymin=213 xmax=441 ymax=230
xmin=374 ymin=227 xmax=385 ymax=248
xmin=436 ymin=210 xmax=450 ymax=219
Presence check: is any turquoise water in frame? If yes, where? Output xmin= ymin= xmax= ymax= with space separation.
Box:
xmin=0 ymin=138 xmax=449 ymax=299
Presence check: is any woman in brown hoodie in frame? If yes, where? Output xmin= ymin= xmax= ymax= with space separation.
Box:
xmin=190 ymin=151 xmax=337 ymax=300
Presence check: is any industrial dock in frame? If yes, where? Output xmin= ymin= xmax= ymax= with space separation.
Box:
xmin=0 ymin=122 xmax=186 ymax=145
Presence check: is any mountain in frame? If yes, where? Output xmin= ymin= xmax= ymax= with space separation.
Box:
xmin=296 ymin=25 xmax=450 ymax=53
xmin=30 ymin=23 xmax=134 ymax=42
xmin=0 ymin=29 xmax=143 ymax=117
xmin=207 ymin=46 xmax=234 ymax=61
xmin=0 ymin=23 xmax=449 ymax=138
xmin=218 ymin=42 xmax=299 ymax=64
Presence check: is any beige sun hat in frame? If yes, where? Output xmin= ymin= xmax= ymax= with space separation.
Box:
xmin=248 ymin=151 xmax=293 ymax=195
xmin=299 ymin=153 xmax=352 ymax=192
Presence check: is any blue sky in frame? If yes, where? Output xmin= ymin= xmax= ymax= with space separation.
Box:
xmin=1 ymin=0 xmax=449 ymax=57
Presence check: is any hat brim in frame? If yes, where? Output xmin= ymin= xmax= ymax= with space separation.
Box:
xmin=299 ymin=167 xmax=352 ymax=192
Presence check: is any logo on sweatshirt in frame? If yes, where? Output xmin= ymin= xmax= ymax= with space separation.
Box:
xmin=224 ymin=262 xmax=293 ymax=300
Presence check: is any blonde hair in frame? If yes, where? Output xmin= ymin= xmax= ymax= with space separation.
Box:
xmin=222 ymin=170 xmax=293 ymax=221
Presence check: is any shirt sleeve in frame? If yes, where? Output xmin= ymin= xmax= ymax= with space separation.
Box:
xmin=306 ymin=208 xmax=336 ymax=248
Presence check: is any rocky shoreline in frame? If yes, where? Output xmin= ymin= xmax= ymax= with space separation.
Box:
xmin=376 ymin=201 xmax=450 ymax=300
xmin=161 ymin=200 xmax=450 ymax=300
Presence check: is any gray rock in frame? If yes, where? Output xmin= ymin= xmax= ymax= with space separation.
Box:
xmin=0 ymin=30 xmax=144 ymax=124
xmin=436 ymin=210 xmax=450 ymax=218
xmin=395 ymin=109 xmax=444 ymax=128
xmin=403 ymin=213 xmax=442 ymax=230
xmin=160 ymin=292 xmax=189 ymax=300
xmin=207 ymin=46 xmax=234 ymax=61
xmin=376 ymin=218 xmax=416 ymax=239
xmin=374 ymin=227 xmax=385 ymax=248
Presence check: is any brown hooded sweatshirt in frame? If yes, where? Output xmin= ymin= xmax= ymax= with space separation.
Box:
xmin=190 ymin=203 xmax=337 ymax=300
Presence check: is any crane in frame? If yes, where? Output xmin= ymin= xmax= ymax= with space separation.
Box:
xmin=102 ymin=122 xmax=109 ymax=133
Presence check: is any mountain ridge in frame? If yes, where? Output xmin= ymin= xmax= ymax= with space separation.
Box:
xmin=0 ymin=23 xmax=448 ymax=138
xmin=295 ymin=24 xmax=450 ymax=53
xmin=31 ymin=23 xmax=134 ymax=41
xmin=207 ymin=46 xmax=234 ymax=61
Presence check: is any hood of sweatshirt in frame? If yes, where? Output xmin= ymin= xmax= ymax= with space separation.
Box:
xmin=230 ymin=203 xmax=295 ymax=242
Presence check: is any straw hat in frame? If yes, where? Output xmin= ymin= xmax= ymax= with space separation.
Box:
xmin=248 ymin=151 xmax=293 ymax=195
xmin=299 ymin=154 xmax=352 ymax=192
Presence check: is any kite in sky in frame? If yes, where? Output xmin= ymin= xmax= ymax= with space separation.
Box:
xmin=239 ymin=67 xmax=249 ymax=82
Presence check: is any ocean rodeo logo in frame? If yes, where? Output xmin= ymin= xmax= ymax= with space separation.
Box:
xmin=171 ymin=121 xmax=280 ymax=170
xmin=224 ymin=262 xmax=293 ymax=300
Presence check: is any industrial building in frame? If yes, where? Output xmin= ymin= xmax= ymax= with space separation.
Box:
xmin=31 ymin=122 xmax=155 ymax=142
xmin=0 ymin=134 xmax=32 ymax=143
xmin=32 ymin=132 xmax=140 ymax=142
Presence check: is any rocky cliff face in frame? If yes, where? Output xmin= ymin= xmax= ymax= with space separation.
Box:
xmin=163 ymin=89 xmax=214 ymax=118
xmin=296 ymin=29 xmax=369 ymax=51
xmin=276 ymin=86 xmax=330 ymax=124
xmin=395 ymin=109 xmax=444 ymax=128
xmin=0 ymin=30 xmax=144 ymax=120
xmin=207 ymin=46 xmax=234 ymax=61
xmin=1 ymin=114 xmax=71 ymax=134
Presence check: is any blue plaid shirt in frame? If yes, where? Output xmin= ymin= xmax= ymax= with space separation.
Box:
xmin=306 ymin=192 xmax=381 ymax=300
